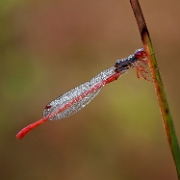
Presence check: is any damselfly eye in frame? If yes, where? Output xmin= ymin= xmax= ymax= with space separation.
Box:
xmin=134 ymin=48 xmax=147 ymax=59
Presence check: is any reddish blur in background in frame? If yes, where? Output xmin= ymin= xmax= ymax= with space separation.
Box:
xmin=1 ymin=0 xmax=180 ymax=179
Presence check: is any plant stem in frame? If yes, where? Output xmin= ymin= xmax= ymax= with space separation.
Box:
xmin=130 ymin=0 xmax=180 ymax=179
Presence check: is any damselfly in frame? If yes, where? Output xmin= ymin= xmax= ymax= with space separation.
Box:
xmin=16 ymin=48 xmax=148 ymax=139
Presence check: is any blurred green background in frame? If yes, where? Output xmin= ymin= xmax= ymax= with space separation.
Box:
xmin=1 ymin=0 xmax=180 ymax=179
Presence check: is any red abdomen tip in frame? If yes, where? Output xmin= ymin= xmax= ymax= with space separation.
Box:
xmin=16 ymin=117 xmax=48 ymax=140
xmin=16 ymin=127 xmax=29 ymax=140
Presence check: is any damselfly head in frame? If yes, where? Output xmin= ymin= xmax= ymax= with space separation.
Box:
xmin=134 ymin=48 xmax=147 ymax=61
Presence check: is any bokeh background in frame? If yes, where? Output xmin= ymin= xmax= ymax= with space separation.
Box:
xmin=1 ymin=0 xmax=180 ymax=179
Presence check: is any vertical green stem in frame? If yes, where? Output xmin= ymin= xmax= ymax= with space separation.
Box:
xmin=130 ymin=0 xmax=180 ymax=179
